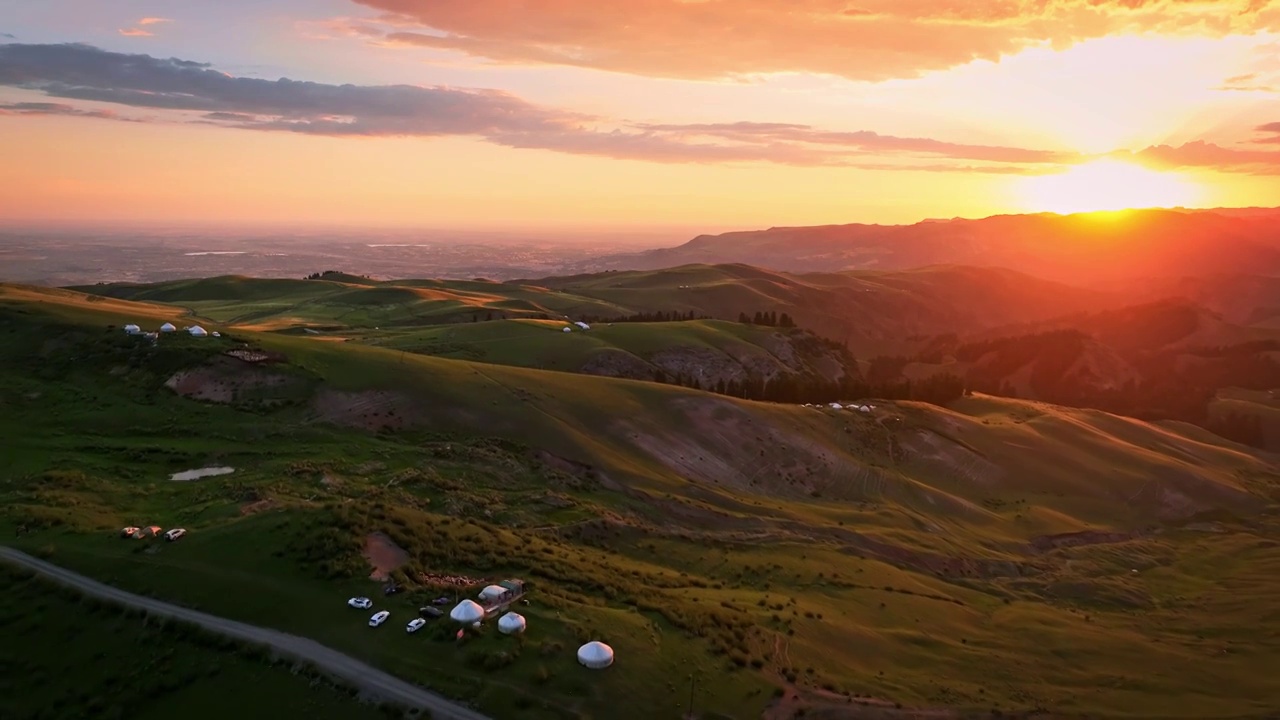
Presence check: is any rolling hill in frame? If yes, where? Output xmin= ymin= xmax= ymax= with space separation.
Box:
xmin=76 ymin=263 xmax=1112 ymax=357
xmin=3 ymin=281 xmax=1280 ymax=719
xmin=576 ymin=209 xmax=1280 ymax=286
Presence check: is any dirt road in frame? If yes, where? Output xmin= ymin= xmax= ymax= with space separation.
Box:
xmin=0 ymin=546 xmax=491 ymax=720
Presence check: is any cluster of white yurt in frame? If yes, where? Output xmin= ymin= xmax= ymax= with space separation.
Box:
xmin=577 ymin=641 xmax=614 ymax=669
xmin=497 ymin=612 xmax=526 ymax=635
xmin=450 ymin=599 xmax=485 ymax=623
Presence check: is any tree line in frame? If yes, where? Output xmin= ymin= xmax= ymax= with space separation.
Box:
xmin=650 ymin=368 xmax=967 ymax=406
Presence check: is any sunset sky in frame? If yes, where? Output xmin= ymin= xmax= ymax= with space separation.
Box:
xmin=2 ymin=0 xmax=1280 ymax=231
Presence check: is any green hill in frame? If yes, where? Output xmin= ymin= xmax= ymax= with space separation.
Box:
xmin=74 ymin=263 xmax=1108 ymax=356
xmin=4 ymin=282 xmax=1280 ymax=720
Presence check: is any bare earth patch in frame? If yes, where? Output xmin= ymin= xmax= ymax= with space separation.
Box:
xmin=165 ymin=357 xmax=297 ymax=403
xmin=363 ymin=531 xmax=410 ymax=581
xmin=239 ymin=499 xmax=277 ymax=516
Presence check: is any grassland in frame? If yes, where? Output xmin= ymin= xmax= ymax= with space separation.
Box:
xmin=3 ymin=282 xmax=1280 ymax=719
xmin=72 ymin=263 xmax=1111 ymax=357
xmin=0 ymin=565 xmax=393 ymax=720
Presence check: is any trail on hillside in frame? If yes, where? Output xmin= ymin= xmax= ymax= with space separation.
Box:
xmin=0 ymin=547 xmax=491 ymax=720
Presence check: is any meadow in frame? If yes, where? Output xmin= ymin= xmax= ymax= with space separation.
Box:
xmin=3 ymin=281 xmax=1280 ymax=719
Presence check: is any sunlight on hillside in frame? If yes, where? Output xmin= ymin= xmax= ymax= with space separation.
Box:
xmin=1015 ymin=160 xmax=1203 ymax=215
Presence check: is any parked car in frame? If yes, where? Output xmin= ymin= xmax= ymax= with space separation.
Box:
xmin=406 ymin=618 xmax=426 ymax=633
xmin=419 ymin=606 xmax=443 ymax=619
xmin=383 ymin=583 xmax=402 ymax=596
xmin=348 ymin=597 xmax=373 ymax=610
xmin=163 ymin=528 xmax=186 ymax=541
xmin=369 ymin=610 xmax=390 ymax=627
xmin=120 ymin=527 xmax=139 ymax=538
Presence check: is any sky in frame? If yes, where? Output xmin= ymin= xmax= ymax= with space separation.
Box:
xmin=1 ymin=0 xmax=1279 ymax=231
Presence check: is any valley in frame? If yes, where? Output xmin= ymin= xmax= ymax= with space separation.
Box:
xmin=3 ymin=273 xmax=1279 ymax=719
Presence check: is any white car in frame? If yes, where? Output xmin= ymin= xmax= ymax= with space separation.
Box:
xmin=348 ymin=597 xmax=372 ymax=610
xmin=163 ymin=528 xmax=186 ymax=541
xmin=369 ymin=610 xmax=390 ymax=627
xmin=406 ymin=618 xmax=426 ymax=633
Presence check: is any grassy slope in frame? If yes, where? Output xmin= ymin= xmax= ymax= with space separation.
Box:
xmin=0 ymin=565 xmax=389 ymax=720
xmin=73 ymin=263 xmax=1109 ymax=356
xmin=4 ymin=283 xmax=1280 ymax=719
xmin=369 ymin=318 xmax=810 ymax=376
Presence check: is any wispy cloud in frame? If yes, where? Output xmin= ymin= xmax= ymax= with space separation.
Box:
xmin=119 ymin=16 xmax=173 ymax=38
xmin=0 ymin=100 xmax=144 ymax=121
xmin=0 ymin=42 xmax=1077 ymax=172
xmin=338 ymin=0 xmax=1280 ymax=81
xmin=1217 ymin=72 xmax=1277 ymax=92
xmin=0 ymin=42 xmax=1272 ymax=175
xmin=1255 ymin=121 xmax=1280 ymax=143
xmin=1122 ymin=139 xmax=1280 ymax=174
xmin=0 ymin=33 xmax=14 ymax=40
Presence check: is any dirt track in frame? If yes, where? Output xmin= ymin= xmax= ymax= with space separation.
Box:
xmin=0 ymin=546 xmax=491 ymax=720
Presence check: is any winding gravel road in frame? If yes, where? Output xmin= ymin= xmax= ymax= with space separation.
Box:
xmin=0 ymin=546 xmax=492 ymax=720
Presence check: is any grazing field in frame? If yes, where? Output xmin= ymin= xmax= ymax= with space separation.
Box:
xmin=3 ymin=282 xmax=1280 ymax=719
xmin=0 ymin=565 xmax=391 ymax=720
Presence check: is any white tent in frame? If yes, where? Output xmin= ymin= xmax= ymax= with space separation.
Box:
xmin=497 ymin=612 xmax=526 ymax=635
xmin=858 ymin=405 xmax=871 ymax=413
xmin=450 ymin=599 xmax=485 ymax=623
xmin=211 ymin=331 xmax=221 ymax=338
xmin=159 ymin=322 xmax=177 ymax=333
xmin=478 ymin=584 xmax=509 ymax=602
xmin=574 ymin=321 xmax=590 ymax=330
xmin=577 ymin=641 xmax=614 ymax=669
xmin=188 ymin=326 xmax=208 ymax=337
xmin=829 ymin=403 xmax=843 ymax=410
xmin=562 ymin=326 xmax=573 ymax=333
xmin=123 ymin=324 xmax=141 ymax=334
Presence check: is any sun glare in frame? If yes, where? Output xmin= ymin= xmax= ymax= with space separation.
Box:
xmin=1014 ymin=160 xmax=1203 ymax=215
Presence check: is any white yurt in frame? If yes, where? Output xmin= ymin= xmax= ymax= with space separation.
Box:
xmin=123 ymin=324 xmax=141 ymax=334
xmin=450 ymin=599 xmax=485 ymax=623
xmin=577 ymin=641 xmax=614 ymax=669
xmin=574 ymin=321 xmax=590 ymax=330
xmin=159 ymin=322 xmax=177 ymax=332
xmin=211 ymin=331 xmax=221 ymax=338
xmin=497 ymin=612 xmax=526 ymax=635
xmin=478 ymin=585 xmax=509 ymax=602
xmin=562 ymin=326 xmax=573 ymax=333
xmin=188 ymin=325 xmax=208 ymax=337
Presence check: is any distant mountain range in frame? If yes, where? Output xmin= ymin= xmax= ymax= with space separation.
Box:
xmin=573 ymin=207 xmax=1280 ymax=285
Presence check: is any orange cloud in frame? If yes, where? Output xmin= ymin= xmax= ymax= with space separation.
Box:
xmin=138 ymin=18 xmax=172 ymax=26
xmin=1126 ymin=139 xmax=1280 ymax=173
xmin=2 ymin=42 xmax=1275 ymax=176
xmin=350 ymin=0 xmax=1280 ymax=80
xmin=117 ymin=28 xmax=153 ymax=37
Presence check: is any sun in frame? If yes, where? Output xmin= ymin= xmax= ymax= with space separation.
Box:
xmin=1014 ymin=160 xmax=1203 ymax=215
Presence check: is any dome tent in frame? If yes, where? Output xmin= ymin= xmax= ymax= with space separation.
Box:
xmin=123 ymin=324 xmax=141 ymax=334
xmin=188 ymin=325 xmax=208 ymax=337
xmin=577 ymin=641 xmax=614 ymax=669
xmin=450 ymin=599 xmax=485 ymax=623
xmin=478 ymin=584 xmax=508 ymax=602
xmin=497 ymin=612 xmax=526 ymax=635
xmin=159 ymin=322 xmax=177 ymax=332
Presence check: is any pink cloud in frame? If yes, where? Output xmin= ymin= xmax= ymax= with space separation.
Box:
xmin=117 ymin=28 xmax=153 ymax=37
xmin=346 ymin=0 xmax=1280 ymax=81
